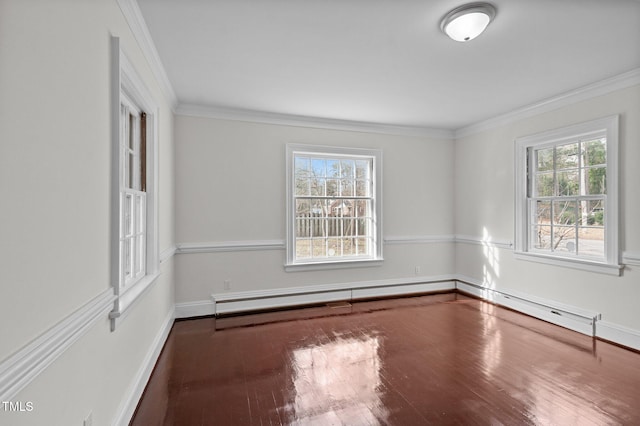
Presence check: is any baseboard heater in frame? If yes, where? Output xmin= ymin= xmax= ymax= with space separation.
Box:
xmin=456 ymin=280 xmax=600 ymax=336
xmin=211 ymin=279 xmax=456 ymax=316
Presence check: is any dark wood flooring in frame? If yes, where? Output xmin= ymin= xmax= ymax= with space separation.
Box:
xmin=130 ymin=293 xmax=640 ymax=425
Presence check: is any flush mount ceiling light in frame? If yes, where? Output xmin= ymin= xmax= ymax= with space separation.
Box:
xmin=440 ymin=3 xmax=496 ymax=42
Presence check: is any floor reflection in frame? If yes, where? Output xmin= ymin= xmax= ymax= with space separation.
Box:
xmin=291 ymin=334 xmax=386 ymax=425
xmin=480 ymin=302 xmax=503 ymax=379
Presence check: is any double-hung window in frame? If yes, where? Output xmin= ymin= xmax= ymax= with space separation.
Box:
xmin=515 ymin=116 xmax=620 ymax=275
xmin=110 ymin=37 xmax=159 ymax=329
xmin=120 ymin=94 xmax=147 ymax=287
xmin=286 ymin=144 xmax=383 ymax=270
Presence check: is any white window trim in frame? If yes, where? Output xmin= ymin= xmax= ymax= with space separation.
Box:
xmin=109 ymin=36 xmax=160 ymax=330
xmin=285 ymin=144 xmax=383 ymax=271
xmin=514 ymin=115 xmax=621 ymax=276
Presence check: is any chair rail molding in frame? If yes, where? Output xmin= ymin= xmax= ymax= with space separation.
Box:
xmin=0 ymin=289 xmax=116 ymax=402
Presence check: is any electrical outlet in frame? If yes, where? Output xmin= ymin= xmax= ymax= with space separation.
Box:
xmin=83 ymin=412 xmax=93 ymax=426
xmin=415 ymin=266 xmax=421 ymax=275
xmin=223 ymin=280 xmax=231 ymax=290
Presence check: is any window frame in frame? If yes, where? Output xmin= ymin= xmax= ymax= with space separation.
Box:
xmin=109 ymin=37 xmax=160 ymax=330
xmin=285 ymin=144 xmax=383 ymax=271
xmin=514 ymin=116 xmax=621 ymax=276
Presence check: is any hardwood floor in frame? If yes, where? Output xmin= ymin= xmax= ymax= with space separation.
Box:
xmin=130 ymin=293 xmax=640 ymax=425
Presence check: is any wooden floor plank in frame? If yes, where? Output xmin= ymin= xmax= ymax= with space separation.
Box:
xmin=131 ymin=294 xmax=640 ymax=425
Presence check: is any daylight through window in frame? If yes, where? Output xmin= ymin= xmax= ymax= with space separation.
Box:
xmin=286 ymin=145 xmax=382 ymax=269
xmin=514 ymin=116 xmax=619 ymax=275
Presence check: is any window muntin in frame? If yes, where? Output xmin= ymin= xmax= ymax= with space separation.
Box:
xmin=120 ymin=94 xmax=147 ymax=288
xmin=514 ymin=116 xmax=619 ymax=274
xmin=287 ymin=145 xmax=382 ymax=268
xmin=528 ymin=137 xmax=607 ymax=260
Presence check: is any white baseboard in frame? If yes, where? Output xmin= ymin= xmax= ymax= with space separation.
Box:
xmin=175 ymin=300 xmax=216 ymax=318
xmin=455 ymin=277 xmax=599 ymax=336
xmin=186 ymin=276 xmax=457 ymax=316
xmin=113 ymin=307 xmax=175 ymax=426
xmin=351 ymin=281 xmax=455 ymax=299
xmin=596 ymin=320 xmax=640 ymax=351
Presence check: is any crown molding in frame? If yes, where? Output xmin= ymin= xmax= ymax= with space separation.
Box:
xmin=115 ymin=2 xmax=639 ymax=141
xmin=456 ymin=68 xmax=640 ymax=139
xmin=175 ymin=103 xmax=456 ymax=139
xmin=117 ymin=0 xmax=178 ymax=109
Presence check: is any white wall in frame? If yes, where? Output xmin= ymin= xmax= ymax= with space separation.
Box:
xmin=174 ymin=116 xmax=455 ymax=304
xmin=455 ymin=85 xmax=640 ymax=332
xmin=0 ymin=1 xmax=175 ymax=425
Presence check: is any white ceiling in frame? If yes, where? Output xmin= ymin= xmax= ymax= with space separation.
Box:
xmin=136 ymin=0 xmax=640 ymax=131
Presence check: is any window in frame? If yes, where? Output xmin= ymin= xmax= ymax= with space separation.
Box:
xmin=514 ymin=116 xmax=620 ymax=275
xmin=110 ymin=37 xmax=159 ymax=329
xmin=120 ymin=94 xmax=147 ymax=287
xmin=286 ymin=144 xmax=382 ymax=270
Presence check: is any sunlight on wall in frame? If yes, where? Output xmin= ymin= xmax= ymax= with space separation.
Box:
xmin=292 ymin=334 xmax=387 ymax=424
xmin=482 ymin=227 xmax=500 ymax=290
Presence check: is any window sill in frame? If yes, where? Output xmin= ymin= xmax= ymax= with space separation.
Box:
xmin=109 ymin=271 xmax=161 ymax=330
xmin=514 ymin=251 xmax=622 ymax=276
xmin=285 ymin=258 xmax=383 ymax=272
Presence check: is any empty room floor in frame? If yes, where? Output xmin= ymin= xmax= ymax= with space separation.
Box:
xmin=131 ymin=293 xmax=640 ymax=425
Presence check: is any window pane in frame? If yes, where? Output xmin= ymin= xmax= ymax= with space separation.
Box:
xmin=312 ymin=239 xmax=327 ymax=257
xmin=356 ymin=237 xmax=371 ymax=256
xmin=312 ymin=158 xmax=326 ymax=177
xmin=326 ymin=179 xmax=339 ymax=196
xmin=311 ymin=200 xmax=326 ymax=216
xmin=342 ymin=217 xmax=357 ymax=237
xmin=127 ymin=153 xmax=134 ymax=189
xmin=327 ymin=160 xmax=340 ymax=178
xmin=123 ymin=238 xmax=132 ymax=278
xmin=557 ymin=170 xmax=579 ymax=196
xmin=536 ymin=148 xmax=554 ymax=172
xmin=357 ymin=219 xmax=369 ymax=237
xmin=355 ymin=160 xmax=370 ymax=179
xmin=553 ymin=200 xmax=577 ymax=225
xmin=310 ymin=178 xmax=325 ymax=196
xmin=355 ymin=200 xmax=369 ymax=218
xmin=535 ymin=200 xmax=551 ymax=224
xmin=583 ymin=139 xmax=606 ymax=167
xmin=577 ymin=227 xmax=604 ymax=259
xmin=309 ymin=219 xmax=326 ymax=238
xmin=340 ymin=160 xmax=354 ymax=178
xmin=295 ymin=177 xmax=309 ymax=196
xmin=585 ymin=166 xmax=606 ymax=195
xmin=136 ymin=194 xmax=144 ymax=233
xmin=553 ymin=226 xmax=576 ymax=253
xmin=356 ymin=180 xmax=369 ymax=197
xmin=128 ymin=113 xmax=135 ymax=150
xmin=295 ymin=218 xmax=309 ymax=238
xmin=295 ymin=157 xmax=310 ymax=174
xmin=578 ymin=200 xmax=604 ymax=226
xmin=296 ymin=199 xmax=310 ymax=214
xmin=296 ymin=239 xmax=311 ymax=259
xmin=124 ymin=193 xmax=133 ymax=236
xmin=535 ymin=172 xmax=554 ymax=197
xmin=136 ymin=234 xmax=145 ymax=274
xmin=556 ymin=143 xmax=579 ymax=169
xmin=295 ymin=211 xmax=316 ymax=238
xmin=341 ymin=179 xmax=354 ymax=196
xmin=532 ymin=225 xmax=551 ymax=249
xmin=327 ymin=238 xmax=340 ymax=256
